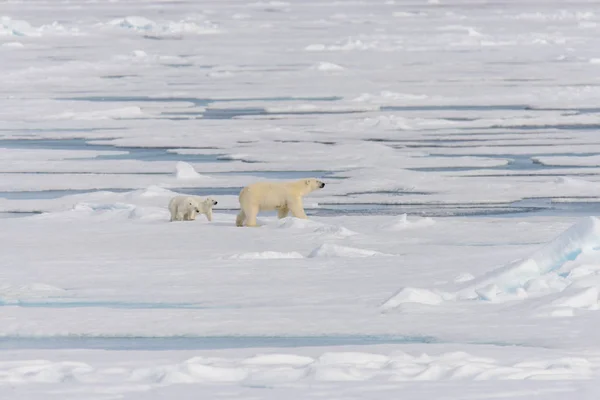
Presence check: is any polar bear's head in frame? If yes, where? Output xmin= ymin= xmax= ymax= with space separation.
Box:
xmin=204 ymin=197 xmax=218 ymax=207
xmin=302 ymin=178 xmax=326 ymax=194
xmin=188 ymin=199 xmax=201 ymax=213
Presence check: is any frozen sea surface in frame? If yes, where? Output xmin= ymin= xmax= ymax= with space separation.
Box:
xmin=4 ymin=0 xmax=600 ymax=398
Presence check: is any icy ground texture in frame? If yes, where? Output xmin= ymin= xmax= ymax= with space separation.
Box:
xmin=4 ymin=0 xmax=600 ymax=216
xmin=4 ymin=0 xmax=600 ymax=398
xmin=3 ymin=211 xmax=600 ymax=398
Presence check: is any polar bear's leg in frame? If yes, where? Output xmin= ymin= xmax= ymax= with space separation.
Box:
xmin=288 ymin=199 xmax=307 ymax=219
xmin=169 ymin=205 xmax=178 ymax=221
xmin=277 ymin=206 xmax=289 ymax=219
xmin=236 ymin=209 xmax=246 ymax=227
xmin=205 ymin=209 xmax=213 ymax=222
xmin=174 ymin=210 xmax=185 ymax=221
xmin=188 ymin=210 xmax=197 ymax=221
xmin=244 ymin=205 xmax=259 ymax=227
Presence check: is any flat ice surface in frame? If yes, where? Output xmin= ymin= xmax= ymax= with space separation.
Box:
xmin=4 ymin=0 xmax=600 ymax=398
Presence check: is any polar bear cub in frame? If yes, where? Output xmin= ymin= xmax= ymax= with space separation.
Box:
xmin=169 ymin=196 xmax=218 ymax=222
xmin=236 ymin=178 xmax=325 ymax=227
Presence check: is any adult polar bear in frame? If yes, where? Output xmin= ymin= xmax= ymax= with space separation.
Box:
xmin=236 ymin=178 xmax=325 ymax=227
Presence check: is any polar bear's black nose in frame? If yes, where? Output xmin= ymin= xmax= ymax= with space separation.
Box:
xmin=214 ymin=201 xmax=218 ymax=205
xmin=320 ymin=182 xmax=325 ymax=188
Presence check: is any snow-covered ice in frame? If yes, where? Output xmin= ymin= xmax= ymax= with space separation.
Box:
xmin=4 ymin=0 xmax=600 ymax=398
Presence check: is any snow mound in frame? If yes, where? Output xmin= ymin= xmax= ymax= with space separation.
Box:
xmin=130 ymin=185 xmax=175 ymax=198
xmin=174 ymin=162 xmax=208 ymax=180
xmin=275 ymin=217 xmax=322 ymax=229
xmin=311 ymin=62 xmax=345 ymax=72
xmin=61 ymin=203 xmax=143 ymax=220
xmin=107 ymin=16 xmax=220 ymax=38
xmin=38 ymin=202 xmax=164 ymax=222
xmin=382 ymin=217 xmax=600 ymax=314
xmin=63 ymin=201 xmax=166 ymax=221
xmin=128 ymin=206 xmax=169 ymax=221
xmin=274 ymin=217 xmax=358 ymax=237
xmin=551 ymin=286 xmax=599 ymax=309
xmin=534 ymin=286 xmax=600 ymax=318
xmin=316 ymin=352 xmax=390 ymax=367
xmin=457 ymin=217 xmax=600 ymax=301
xmin=72 ymin=202 xmax=134 ymax=213
xmin=1 ymin=17 xmax=39 ymax=36
xmin=0 ymin=360 xmax=94 ymax=383
xmin=1 ymin=17 xmax=79 ymax=37
xmin=313 ymin=224 xmax=358 ymax=238
xmin=381 ymin=287 xmax=445 ymax=310
xmin=242 ymin=354 xmax=314 ymax=366
xmin=379 ymin=214 xmax=435 ymax=231
xmin=308 ymin=244 xmax=389 ymax=258
xmin=229 ymin=251 xmax=304 ymax=260
xmin=138 ymin=362 xmax=247 ymax=384
xmin=0 ymin=351 xmax=591 ymax=386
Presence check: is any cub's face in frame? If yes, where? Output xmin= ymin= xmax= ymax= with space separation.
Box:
xmin=304 ymin=178 xmax=326 ymax=192
xmin=204 ymin=197 xmax=218 ymax=207
xmin=188 ymin=200 xmax=200 ymax=213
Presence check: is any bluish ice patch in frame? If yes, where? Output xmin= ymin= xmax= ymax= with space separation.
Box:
xmin=433 ymin=152 xmax=600 ymax=159
xmin=197 ymin=108 xmax=265 ymax=119
xmin=95 ymin=149 xmax=222 ymax=163
xmin=528 ymin=106 xmax=600 ymax=115
xmin=408 ymin=154 xmax=597 ymax=173
xmin=340 ymin=190 xmax=432 ymax=196
xmin=0 ymin=189 xmax=130 ymax=200
xmin=309 ymin=203 xmax=532 ymax=218
xmin=498 ymin=200 xmax=600 ymax=218
xmin=173 ymin=187 xmax=242 ymax=196
xmin=101 ymin=75 xmax=137 ymax=79
xmin=408 ymin=166 xmax=486 ymax=173
xmin=200 ymin=107 xmax=371 ymax=120
xmin=381 ymin=104 xmax=529 ymax=112
xmin=58 ymin=95 xmax=342 ymax=107
xmin=0 ymin=127 xmax=122 ymax=133
xmin=0 ymin=188 xmax=239 ymax=202
xmin=212 ymin=170 xmax=342 ymax=180
xmin=311 ymin=196 xmax=600 ymax=218
xmin=491 ymin=124 xmax=600 ymax=131
xmin=467 ymin=172 xmax=600 ymax=178
xmin=0 ymin=335 xmax=438 ymax=351
xmin=0 ymin=138 xmax=117 ymax=151
xmin=0 ymin=211 xmax=42 ymax=219
xmin=0 ymin=138 xmax=225 ymax=163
